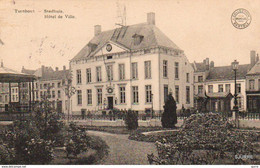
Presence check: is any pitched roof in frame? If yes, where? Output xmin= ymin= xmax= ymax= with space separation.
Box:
xmin=21 ymin=68 xmax=36 ymax=75
xmin=206 ymin=64 xmax=252 ymax=81
xmin=247 ymin=61 xmax=260 ymax=75
xmin=72 ymin=23 xmax=181 ymax=61
xmin=206 ymin=92 xmax=233 ymax=98
xmin=193 ymin=62 xmax=208 ymax=72
xmin=40 ymin=69 xmax=70 ymax=81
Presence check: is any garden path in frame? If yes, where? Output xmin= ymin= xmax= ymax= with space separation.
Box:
xmin=87 ymin=130 xmax=157 ymax=165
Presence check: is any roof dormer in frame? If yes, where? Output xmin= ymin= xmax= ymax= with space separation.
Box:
xmin=132 ymin=34 xmax=144 ymax=46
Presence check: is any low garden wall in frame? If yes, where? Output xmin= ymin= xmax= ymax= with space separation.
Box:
xmin=69 ymin=119 xmax=184 ymax=127
xmin=239 ymin=119 xmax=260 ymax=129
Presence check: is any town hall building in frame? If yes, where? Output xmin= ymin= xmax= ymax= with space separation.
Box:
xmin=70 ymin=13 xmax=194 ymax=115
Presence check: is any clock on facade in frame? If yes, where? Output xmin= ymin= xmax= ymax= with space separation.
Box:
xmin=106 ymin=44 xmax=112 ymax=52
xmin=107 ymin=87 xmax=113 ymax=93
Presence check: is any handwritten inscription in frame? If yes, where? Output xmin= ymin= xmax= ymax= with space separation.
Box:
xmin=14 ymin=9 xmax=75 ymax=19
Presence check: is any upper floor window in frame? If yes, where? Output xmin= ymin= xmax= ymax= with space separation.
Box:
xmin=236 ymin=83 xmax=241 ymax=93
xmin=163 ymin=60 xmax=168 ymax=78
xmin=76 ymin=70 xmax=82 ymax=84
xmin=218 ymin=84 xmax=223 ymax=92
xmin=225 ymin=84 xmax=230 ymax=92
xmin=175 ymin=62 xmax=179 ymax=79
xmin=52 ymin=91 xmax=55 ymax=98
xmin=131 ymin=62 xmax=138 ymax=79
xmin=249 ymin=79 xmax=255 ymax=90
xmin=96 ymin=66 xmax=102 ymax=82
xmin=86 ymin=68 xmax=91 ymax=83
xmin=208 ymin=85 xmax=213 ymax=93
xmin=58 ymin=82 xmax=61 ymax=88
xmin=186 ymin=73 xmax=190 ymax=83
xmin=198 ymin=85 xmax=203 ymax=94
xmin=198 ymin=76 xmax=203 ymax=82
xmin=258 ymin=79 xmax=260 ymax=90
xmin=106 ymin=65 xmax=113 ymax=81
xmin=144 ymin=61 xmax=151 ymax=79
xmin=58 ymin=90 xmax=61 ymax=98
xmin=119 ymin=64 xmax=125 ymax=80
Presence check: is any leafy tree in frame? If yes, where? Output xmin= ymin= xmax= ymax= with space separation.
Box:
xmin=33 ymin=88 xmax=65 ymax=145
xmin=65 ymin=122 xmax=91 ymax=159
xmin=124 ymin=109 xmax=138 ymax=130
xmin=161 ymin=93 xmax=177 ymax=128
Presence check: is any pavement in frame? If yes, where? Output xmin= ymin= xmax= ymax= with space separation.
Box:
xmin=87 ymin=130 xmax=158 ymax=165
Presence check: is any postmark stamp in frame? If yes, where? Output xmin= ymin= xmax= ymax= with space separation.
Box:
xmin=231 ymin=8 xmax=251 ymax=29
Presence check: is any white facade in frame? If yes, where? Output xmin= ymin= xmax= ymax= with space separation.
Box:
xmin=70 ymin=45 xmax=194 ymax=115
xmin=205 ymin=79 xmax=247 ymax=111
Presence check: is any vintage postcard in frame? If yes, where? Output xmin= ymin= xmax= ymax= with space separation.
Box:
xmin=0 ymin=0 xmax=260 ymax=166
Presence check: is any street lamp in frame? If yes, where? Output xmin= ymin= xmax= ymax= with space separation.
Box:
xmin=231 ymin=60 xmax=239 ymax=127
xmin=151 ymin=93 xmax=154 ymax=118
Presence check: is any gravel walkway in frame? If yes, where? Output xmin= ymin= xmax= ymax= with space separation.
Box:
xmin=87 ymin=130 xmax=157 ymax=165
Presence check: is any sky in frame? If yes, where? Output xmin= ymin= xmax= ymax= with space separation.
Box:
xmin=0 ymin=0 xmax=260 ymax=71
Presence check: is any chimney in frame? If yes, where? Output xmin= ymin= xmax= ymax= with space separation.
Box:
xmin=1 ymin=60 xmax=3 ymax=67
xmin=63 ymin=65 xmax=66 ymax=70
xmin=205 ymin=58 xmax=209 ymax=70
xmin=55 ymin=67 xmax=59 ymax=71
xmin=250 ymin=50 xmax=256 ymax=66
xmin=210 ymin=61 xmax=214 ymax=68
xmin=256 ymin=53 xmax=259 ymax=63
xmin=94 ymin=25 xmax=101 ymax=36
xmin=147 ymin=12 xmax=155 ymax=25
xmin=41 ymin=65 xmax=45 ymax=74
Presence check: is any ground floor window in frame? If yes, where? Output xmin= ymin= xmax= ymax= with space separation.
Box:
xmin=186 ymin=86 xmax=190 ymax=104
xmin=132 ymin=86 xmax=139 ymax=104
xmin=119 ymin=86 xmax=126 ymax=104
xmin=164 ymin=85 xmax=168 ymax=103
xmin=97 ymin=88 xmax=102 ymax=105
xmin=77 ymin=90 xmax=82 ymax=105
xmin=175 ymin=85 xmax=179 ymax=103
xmin=87 ymin=89 xmax=92 ymax=105
xmin=145 ymin=85 xmax=152 ymax=103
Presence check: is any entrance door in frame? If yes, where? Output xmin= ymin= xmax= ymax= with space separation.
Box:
xmin=57 ymin=101 xmax=62 ymax=113
xmin=108 ymin=97 xmax=113 ymax=110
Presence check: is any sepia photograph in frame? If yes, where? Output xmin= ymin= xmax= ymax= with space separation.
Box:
xmin=0 ymin=0 xmax=260 ymax=166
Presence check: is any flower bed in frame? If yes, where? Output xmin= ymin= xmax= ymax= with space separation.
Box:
xmin=148 ymin=113 xmax=260 ymax=165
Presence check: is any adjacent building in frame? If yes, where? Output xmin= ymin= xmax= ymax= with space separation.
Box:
xmin=70 ymin=13 xmax=194 ymax=115
xmin=246 ymin=53 xmax=260 ymax=113
xmin=193 ymin=50 xmax=258 ymax=113
xmin=22 ymin=65 xmax=70 ymax=113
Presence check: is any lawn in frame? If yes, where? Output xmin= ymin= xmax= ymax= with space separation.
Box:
xmin=51 ymin=147 xmax=96 ymax=164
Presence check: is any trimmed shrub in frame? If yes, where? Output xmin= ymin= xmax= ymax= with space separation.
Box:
xmin=124 ymin=109 xmax=138 ymax=130
xmin=161 ymin=93 xmax=177 ymax=128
